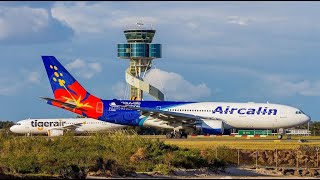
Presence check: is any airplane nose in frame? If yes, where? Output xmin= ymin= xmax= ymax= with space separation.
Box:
xmin=304 ymin=114 xmax=311 ymax=123
xmin=10 ymin=126 xmax=16 ymax=133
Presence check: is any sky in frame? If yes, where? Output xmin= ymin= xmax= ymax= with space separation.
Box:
xmin=0 ymin=1 xmax=320 ymax=122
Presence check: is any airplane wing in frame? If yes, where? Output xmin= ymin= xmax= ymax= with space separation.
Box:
xmin=62 ymin=122 xmax=84 ymax=130
xmin=48 ymin=122 xmax=84 ymax=131
xmin=112 ymin=101 xmax=222 ymax=126
xmin=40 ymin=97 xmax=87 ymax=112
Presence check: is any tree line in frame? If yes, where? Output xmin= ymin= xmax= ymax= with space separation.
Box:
xmin=295 ymin=121 xmax=320 ymax=136
xmin=0 ymin=121 xmax=14 ymax=129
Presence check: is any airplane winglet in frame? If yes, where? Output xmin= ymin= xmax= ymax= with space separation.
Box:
xmin=39 ymin=96 xmax=51 ymax=101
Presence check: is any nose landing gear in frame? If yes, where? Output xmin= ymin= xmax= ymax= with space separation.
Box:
xmin=166 ymin=130 xmax=188 ymax=139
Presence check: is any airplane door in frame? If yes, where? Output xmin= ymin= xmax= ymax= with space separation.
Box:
xmin=25 ymin=126 xmax=30 ymax=134
xmin=238 ymin=107 xmax=251 ymax=128
xmin=273 ymin=118 xmax=277 ymax=128
xmin=96 ymin=102 xmax=103 ymax=113
xmin=25 ymin=126 xmax=32 ymax=136
xmin=276 ymin=109 xmax=287 ymax=127
xmin=280 ymin=109 xmax=287 ymax=118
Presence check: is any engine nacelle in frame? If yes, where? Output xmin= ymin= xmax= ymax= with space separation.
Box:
xmin=47 ymin=129 xmax=64 ymax=137
xmin=74 ymin=127 xmax=85 ymax=134
xmin=196 ymin=120 xmax=224 ymax=135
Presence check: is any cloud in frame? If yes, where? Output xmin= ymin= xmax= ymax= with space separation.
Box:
xmin=66 ymin=58 xmax=102 ymax=79
xmin=88 ymin=62 xmax=102 ymax=73
xmin=50 ymin=2 xmax=222 ymax=35
xmin=113 ymin=16 xmax=158 ymax=28
xmin=227 ymin=16 xmax=252 ymax=26
xmin=111 ymin=81 xmax=127 ymax=99
xmin=65 ymin=58 xmax=85 ymax=69
xmin=26 ymin=71 xmax=41 ymax=84
xmin=50 ymin=2 xmax=287 ymax=34
xmin=260 ymin=75 xmax=320 ymax=97
xmin=186 ymin=22 xmax=199 ymax=29
xmin=195 ymin=63 xmax=320 ymax=98
xmin=219 ymin=65 xmax=320 ymax=97
xmin=0 ymin=70 xmax=42 ymax=96
xmin=143 ymin=69 xmax=211 ymax=101
xmin=49 ymin=1 xmax=319 ymax=64
xmin=0 ymin=6 xmax=48 ymax=39
xmin=0 ymin=5 xmax=73 ymax=44
xmin=231 ymin=66 xmax=320 ymax=97
xmin=51 ymin=2 xmax=158 ymax=34
xmin=0 ymin=81 xmax=20 ymax=96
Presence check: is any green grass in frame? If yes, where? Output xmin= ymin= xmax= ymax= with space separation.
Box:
xmin=0 ymin=131 xmax=226 ymax=177
xmin=156 ymin=135 xmax=320 ymax=150
xmin=164 ymin=140 xmax=320 ymax=150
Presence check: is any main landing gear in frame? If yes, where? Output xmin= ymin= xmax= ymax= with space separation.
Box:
xmin=166 ymin=131 xmax=188 ymax=139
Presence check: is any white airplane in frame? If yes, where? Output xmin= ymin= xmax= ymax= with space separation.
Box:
xmin=40 ymin=56 xmax=312 ymax=138
xmin=9 ymin=118 xmax=126 ymax=136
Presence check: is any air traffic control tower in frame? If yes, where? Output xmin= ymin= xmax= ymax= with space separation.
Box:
xmin=117 ymin=23 xmax=164 ymax=101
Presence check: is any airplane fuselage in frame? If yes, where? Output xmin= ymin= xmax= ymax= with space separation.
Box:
xmin=91 ymin=100 xmax=310 ymax=129
xmin=10 ymin=118 xmax=126 ymax=135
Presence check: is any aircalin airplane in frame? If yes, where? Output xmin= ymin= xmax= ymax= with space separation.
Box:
xmin=40 ymin=56 xmax=311 ymax=138
xmin=10 ymin=118 xmax=125 ymax=136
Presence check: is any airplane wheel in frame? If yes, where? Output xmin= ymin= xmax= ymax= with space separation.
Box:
xmin=182 ymin=132 xmax=188 ymax=139
xmin=166 ymin=132 xmax=173 ymax=139
xmin=175 ymin=132 xmax=182 ymax=139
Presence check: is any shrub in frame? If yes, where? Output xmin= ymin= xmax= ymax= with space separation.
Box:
xmin=171 ymin=148 xmax=208 ymax=169
xmin=0 ymin=132 xmax=226 ymax=177
xmin=153 ymin=164 xmax=174 ymax=175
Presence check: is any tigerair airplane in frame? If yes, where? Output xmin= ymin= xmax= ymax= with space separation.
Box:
xmin=40 ymin=56 xmax=311 ymax=138
xmin=10 ymin=118 xmax=125 ymax=136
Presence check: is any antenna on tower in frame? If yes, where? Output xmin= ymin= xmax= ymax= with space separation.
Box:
xmin=136 ymin=22 xmax=144 ymax=29
xmin=136 ymin=22 xmax=144 ymax=26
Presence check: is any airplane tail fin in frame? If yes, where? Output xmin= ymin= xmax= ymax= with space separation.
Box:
xmin=41 ymin=56 xmax=104 ymax=118
xmin=42 ymin=56 xmax=91 ymax=99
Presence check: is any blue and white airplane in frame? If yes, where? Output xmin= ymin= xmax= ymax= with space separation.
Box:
xmin=40 ymin=56 xmax=311 ymax=138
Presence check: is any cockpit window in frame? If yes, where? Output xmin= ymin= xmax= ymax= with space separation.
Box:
xmin=16 ymin=123 xmax=21 ymax=125
xmin=295 ymin=110 xmax=304 ymax=114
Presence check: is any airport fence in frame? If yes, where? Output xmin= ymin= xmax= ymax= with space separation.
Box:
xmin=207 ymin=145 xmax=320 ymax=169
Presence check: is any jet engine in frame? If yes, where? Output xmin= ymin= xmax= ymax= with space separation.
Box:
xmin=74 ymin=127 xmax=85 ymax=134
xmin=196 ymin=120 xmax=224 ymax=135
xmin=47 ymin=129 xmax=64 ymax=136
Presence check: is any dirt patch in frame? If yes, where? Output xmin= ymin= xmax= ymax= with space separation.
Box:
xmin=86 ymin=167 xmax=320 ymax=179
